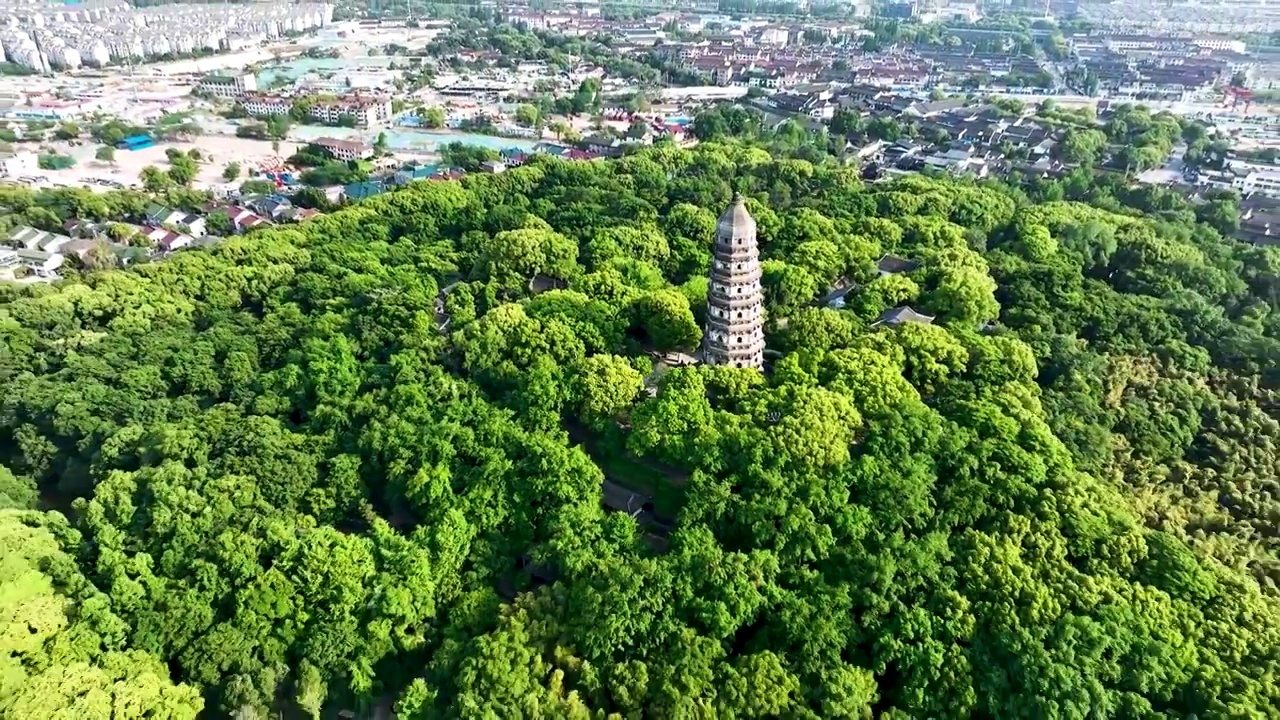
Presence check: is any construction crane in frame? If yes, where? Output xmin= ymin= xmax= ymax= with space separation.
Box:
xmin=1223 ymin=85 xmax=1253 ymax=113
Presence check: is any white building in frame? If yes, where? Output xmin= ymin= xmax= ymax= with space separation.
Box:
xmin=313 ymin=137 xmax=374 ymax=162
xmin=310 ymin=95 xmax=393 ymax=127
xmin=757 ymin=27 xmax=789 ymax=46
xmin=196 ymin=72 xmax=258 ymax=99
xmin=241 ymin=93 xmax=292 ymax=117
xmin=78 ymin=39 xmax=109 ymax=67
xmin=1193 ymin=37 xmax=1247 ymax=53
xmin=4 ymin=226 xmax=70 ymax=280
xmin=1234 ymin=170 xmax=1280 ymax=197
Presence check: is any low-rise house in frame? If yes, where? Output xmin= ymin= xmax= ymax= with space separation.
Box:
xmin=57 ymin=237 xmax=105 ymax=261
xmin=819 ymin=276 xmax=858 ymax=309
xmin=392 ymin=163 xmax=438 ymax=185
xmin=343 ymin=179 xmax=388 ymax=201
xmin=883 ymin=139 xmax=926 ymax=162
xmin=144 ymin=205 xmax=207 ymax=237
xmin=15 ymin=248 xmax=64 ymax=278
xmin=281 ymin=207 xmax=322 ymax=223
xmin=903 ymin=97 xmax=969 ymax=118
xmin=242 ymin=193 xmax=294 ymax=221
xmin=140 ymin=226 xmax=195 ymax=252
xmin=768 ymin=88 xmax=835 ymax=119
xmin=1237 ymin=201 xmax=1280 ymax=245
xmin=62 ymin=218 xmax=109 ymax=238
xmin=872 ymin=306 xmax=936 ymax=328
xmin=217 ymin=207 xmax=270 ymax=234
xmin=580 ymin=135 xmax=625 ymax=157
xmin=923 ymin=146 xmax=989 ymax=177
xmin=6 ymin=225 xmax=72 ymax=253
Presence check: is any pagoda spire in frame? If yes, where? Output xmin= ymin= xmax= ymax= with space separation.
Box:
xmin=703 ymin=194 xmax=765 ymax=370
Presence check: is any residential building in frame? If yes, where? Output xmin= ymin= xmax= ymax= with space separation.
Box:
xmin=240 ymin=93 xmax=292 ymax=118
xmin=313 ymin=137 xmax=374 ymax=162
xmin=6 ymin=226 xmax=72 ymax=254
xmin=144 ymin=205 xmax=207 ymax=237
xmin=196 ymin=72 xmax=257 ymax=100
xmin=15 ymin=248 xmax=64 ymax=278
xmin=309 ymin=95 xmax=393 ymax=127
xmin=1234 ymin=170 xmax=1280 ymax=197
xmin=242 ymin=194 xmax=294 ymax=221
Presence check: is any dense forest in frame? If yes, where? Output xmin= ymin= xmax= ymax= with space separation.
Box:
xmin=1 ymin=134 xmax=1278 ymax=718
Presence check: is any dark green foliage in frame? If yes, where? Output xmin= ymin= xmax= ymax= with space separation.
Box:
xmin=0 ymin=135 xmax=1277 ymax=720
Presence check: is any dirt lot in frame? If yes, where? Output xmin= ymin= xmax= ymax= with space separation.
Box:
xmin=41 ymin=136 xmax=303 ymax=190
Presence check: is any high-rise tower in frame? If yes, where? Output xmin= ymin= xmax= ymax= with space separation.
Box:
xmin=703 ymin=194 xmax=765 ymax=370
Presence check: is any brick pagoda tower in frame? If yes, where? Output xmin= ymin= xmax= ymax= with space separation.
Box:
xmin=703 ymin=194 xmax=766 ymax=370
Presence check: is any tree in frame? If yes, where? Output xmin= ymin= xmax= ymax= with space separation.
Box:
xmin=0 ymin=465 xmax=36 ymax=509
xmin=574 ymin=354 xmax=645 ymax=427
xmin=222 ymin=162 xmax=241 ymax=181
xmin=630 ymin=289 xmax=702 ymax=350
xmin=37 ymin=154 xmax=75 ymax=170
xmin=292 ymin=186 xmax=333 ymax=211
xmin=266 ymin=115 xmax=293 ymax=139
xmin=0 ymin=511 xmax=204 ymax=718
xmin=867 ymin=116 xmax=903 ymax=141
xmin=375 ymin=131 xmax=388 ymax=153
xmin=0 ymin=134 xmax=1279 ymax=720
xmin=206 ymin=210 xmax=233 ymax=236
xmin=440 ymin=142 xmax=499 ymax=171
xmin=515 ymin=103 xmax=541 ymax=128
xmin=167 ymin=155 xmax=197 ymax=186
xmin=94 ymin=145 xmax=116 ymax=165
xmin=571 ymin=77 xmax=602 ymax=115
xmin=240 ymin=179 xmax=275 ymax=195
xmin=139 ymin=165 xmax=172 ymax=193
xmin=1058 ymin=128 xmax=1107 ymax=166
xmin=53 ymin=121 xmax=80 ymax=140
xmin=422 ymin=106 xmax=447 ymax=129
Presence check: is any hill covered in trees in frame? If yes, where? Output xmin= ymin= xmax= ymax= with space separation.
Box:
xmin=1 ymin=138 xmax=1278 ymax=718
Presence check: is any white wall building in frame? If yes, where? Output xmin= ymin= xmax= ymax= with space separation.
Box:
xmin=310 ymin=95 xmax=393 ymax=127
xmin=241 ymin=94 xmax=292 ymax=117
xmin=313 ymin=137 xmax=374 ymax=162
xmin=1234 ymin=170 xmax=1280 ymax=197
xmin=197 ymin=72 xmax=258 ymax=99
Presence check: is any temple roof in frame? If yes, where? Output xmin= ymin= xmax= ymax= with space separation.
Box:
xmin=717 ymin=194 xmax=756 ymax=236
xmin=873 ymin=305 xmax=936 ymax=328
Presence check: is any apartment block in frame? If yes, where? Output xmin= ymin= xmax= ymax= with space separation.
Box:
xmin=197 ymin=72 xmax=258 ymax=100
xmin=313 ymin=137 xmax=374 ymax=162
xmin=309 ymin=95 xmax=393 ymax=128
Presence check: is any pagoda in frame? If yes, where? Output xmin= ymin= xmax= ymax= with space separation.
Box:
xmin=703 ymin=194 xmax=766 ymax=370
